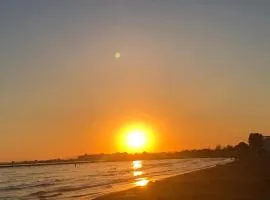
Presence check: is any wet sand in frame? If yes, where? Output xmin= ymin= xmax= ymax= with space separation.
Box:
xmin=95 ymin=160 xmax=270 ymax=200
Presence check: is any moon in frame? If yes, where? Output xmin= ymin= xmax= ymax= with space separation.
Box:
xmin=114 ymin=52 xmax=121 ymax=59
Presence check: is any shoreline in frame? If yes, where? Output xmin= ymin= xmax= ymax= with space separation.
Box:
xmin=0 ymin=160 xmax=96 ymax=168
xmin=0 ymin=157 xmax=232 ymax=168
xmin=95 ymin=160 xmax=270 ymax=200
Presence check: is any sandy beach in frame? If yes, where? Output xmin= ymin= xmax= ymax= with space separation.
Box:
xmin=95 ymin=160 xmax=270 ymax=200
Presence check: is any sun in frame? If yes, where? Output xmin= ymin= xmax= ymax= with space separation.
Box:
xmin=127 ymin=130 xmax=146 ymax=149
xmin=116 ymin=122 xmax=155 ymax=153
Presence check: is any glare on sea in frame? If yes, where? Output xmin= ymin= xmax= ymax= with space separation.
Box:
xmin=135 ymin=178 xmax=149 ymax=186
xmin=132 ymin=160 xmax=142 ymax=169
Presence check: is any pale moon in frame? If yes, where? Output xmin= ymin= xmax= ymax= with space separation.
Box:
xmin=114 ymin=52 xmax=121 ymax=59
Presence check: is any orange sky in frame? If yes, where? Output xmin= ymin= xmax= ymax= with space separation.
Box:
xmin=1 ymin=2 xmax=270 ymax=161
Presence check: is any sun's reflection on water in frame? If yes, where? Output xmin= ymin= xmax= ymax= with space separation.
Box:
xmin=135 ymin=178 xmax=149 ymax=186
xmin=132 ymin=160 xmax=149 ymax=187
xmin=132 ymin=160 xmax=142 ymax=169
xmin=133 ymin=171 xmax=143 ymax=176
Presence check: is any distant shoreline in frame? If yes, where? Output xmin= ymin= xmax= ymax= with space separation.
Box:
xmin=0 ymin=148 xmax=238 ymax=169
xmin=0 ymin=157 xmax=232 ymax=169
xmin=0 ymin=160 xmax=96 ymax=168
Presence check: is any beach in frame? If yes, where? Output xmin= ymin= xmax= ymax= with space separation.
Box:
xmin=0 ymin=158 xmax=230 ymax=199
xmin=96 ymin=160 xmax=270 ymax=200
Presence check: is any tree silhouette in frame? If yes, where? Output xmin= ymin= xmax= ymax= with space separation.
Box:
xmin=235 ymin=142 xmax=248 ymax=151
xmin=235 ymin=142 xmax=249 ymax=159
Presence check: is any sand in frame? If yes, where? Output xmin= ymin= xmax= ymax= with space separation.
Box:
xmin=95 ymin=160 xmax=270 ymax=200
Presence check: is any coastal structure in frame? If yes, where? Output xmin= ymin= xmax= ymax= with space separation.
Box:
xmin=263 ymin=136 xmax=270 ymax=151
xmin=248 ymin=133 xmax=270 ymax=152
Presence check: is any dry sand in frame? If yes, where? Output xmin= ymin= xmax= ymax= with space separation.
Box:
xmin=95 ymin=160 xmax=270 ymax=200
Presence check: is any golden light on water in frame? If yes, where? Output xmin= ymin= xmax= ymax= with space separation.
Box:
xmin=135 ymin=178 xmax=149 ymax=186
xmin=132 ymin=160 xmax=142 ymax=169
xmin=133 ymin=171 xmax=143 ymax=176
xmin=131 ymin=160 xmax=149 ymax=187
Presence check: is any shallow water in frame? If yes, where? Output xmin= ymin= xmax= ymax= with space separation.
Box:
xmin=0 ymin=158 xmax=233 ymax=199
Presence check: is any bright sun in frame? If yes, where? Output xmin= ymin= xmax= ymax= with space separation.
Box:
xmin=116 ymin=122 xmax=154 ymax=153
xmin=126 ymin=130 xmax=146 ymax=149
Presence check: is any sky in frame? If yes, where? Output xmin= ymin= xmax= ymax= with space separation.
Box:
xmin=1 ymin=1 xmax=270 ymax=161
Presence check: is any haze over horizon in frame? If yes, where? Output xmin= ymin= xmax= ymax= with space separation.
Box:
xmin=1 ymin=1 xmax=270 ymax=161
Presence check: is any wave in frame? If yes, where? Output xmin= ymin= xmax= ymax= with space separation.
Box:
xmin=0 ymin=158 xmax=234 ymax=199
xmin=0 ymin=180 xmax=57 ymax=191
xmin=29 ymin=191 xmax=62 ymax=198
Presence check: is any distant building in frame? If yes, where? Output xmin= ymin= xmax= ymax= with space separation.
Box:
xmin=263 ymin=136 xmax=270 ymax=151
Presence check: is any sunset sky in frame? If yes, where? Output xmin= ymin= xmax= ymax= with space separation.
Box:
xmin=1 ymin=1 xmax=270 ymax=161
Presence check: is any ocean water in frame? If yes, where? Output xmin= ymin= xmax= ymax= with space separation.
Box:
xmin=0 ymin=158 xmax=233 ymax=200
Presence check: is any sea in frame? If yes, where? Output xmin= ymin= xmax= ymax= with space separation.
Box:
xmin=0 ymin=158 xmax=233 ymax=200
